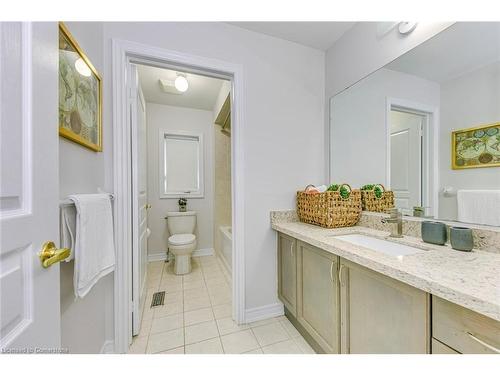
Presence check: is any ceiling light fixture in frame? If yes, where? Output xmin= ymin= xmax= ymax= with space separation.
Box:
xmin=174 ymin=73 xmax=189 ymax=92
xmin=398 ymin=22 xmax=418 ymax=35
xmin=74 ymin=58 xmax=92 ymax=77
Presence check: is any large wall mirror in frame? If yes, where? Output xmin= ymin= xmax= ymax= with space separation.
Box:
xmin=329 ymin=22 xmax=500 ymax=226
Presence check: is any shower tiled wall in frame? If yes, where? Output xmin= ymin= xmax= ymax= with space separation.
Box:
xmin=214 ymin=128 xmax=232 ymax=255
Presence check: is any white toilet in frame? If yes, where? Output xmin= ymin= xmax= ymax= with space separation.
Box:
xmin=166 ymin=211 xmax=197 ymax=275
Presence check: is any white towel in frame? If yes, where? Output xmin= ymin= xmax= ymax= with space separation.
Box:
xmin=60 ymin=204 xmax=77 ymax=262
xmin=69 ymin=194 xmax=116 ymax=298
xmin=457 ymin=190 xmax=500 ymax=227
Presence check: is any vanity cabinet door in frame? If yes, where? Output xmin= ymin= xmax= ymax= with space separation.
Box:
xmin=339 ymin=258 xmax=430 ymax=354
xmin=277 ymin=233 xmax=297 ymax=316
xmin=297 ymin=241 xmax=339 ymax=353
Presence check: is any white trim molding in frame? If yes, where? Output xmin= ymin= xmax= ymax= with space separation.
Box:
xmin=147 ymin=252 xmax=167 ymax=263
xmin=112 ymin=39 xmax=246 ymax=354
xmin=147 ymin=248 xmax=214 ymax=263
xmin=193 ymin=248 xmax=214 ymax=257
xmin=245 ymin=303 xmax=284 ymax=324
xmin=100 ymin=340 xmax=115 ymax=354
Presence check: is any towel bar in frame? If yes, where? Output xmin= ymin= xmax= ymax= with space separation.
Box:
xmin=59 ymin=193 xmax=115 ymax=208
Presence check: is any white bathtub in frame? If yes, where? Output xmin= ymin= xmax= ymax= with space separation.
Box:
xmin=219 ymin=226 xmax=232 ymax=274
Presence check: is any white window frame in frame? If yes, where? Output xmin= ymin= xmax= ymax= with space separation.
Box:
xmin=158 ymin=129 xmax=204 ymax=199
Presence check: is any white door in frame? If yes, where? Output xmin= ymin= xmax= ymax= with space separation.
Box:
xmin=0 ymin=23 xmax=61 ymax=351
xmin=390 ymin=109 xmax=423 ymax=214
xmin=130 ymin=64 xmax=149 ymax=337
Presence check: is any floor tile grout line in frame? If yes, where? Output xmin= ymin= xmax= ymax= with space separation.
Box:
xmin=139 ymin=257 xmax=311 ymax=354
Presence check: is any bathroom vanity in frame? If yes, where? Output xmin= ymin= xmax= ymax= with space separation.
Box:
xmin=291 ymin=21 xmax=500 ymax=354
xmin=273 ymin=217 xmax=500 ymax=354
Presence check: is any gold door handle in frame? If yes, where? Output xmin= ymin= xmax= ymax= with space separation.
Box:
xmin=38 ymin=241 xmax=71 ymax=268
xmin=145 ymin=204 xmax=152 ymax=209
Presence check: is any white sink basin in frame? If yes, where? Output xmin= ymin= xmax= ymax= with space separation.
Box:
xmin=333 ymin=234 xmax=424 ymax=257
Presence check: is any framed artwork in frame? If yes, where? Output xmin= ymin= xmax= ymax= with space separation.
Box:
xmin=58 ymin=22 xmax=102 ymax=151
xmin=452 ymin=122 xmax=500 ymax=169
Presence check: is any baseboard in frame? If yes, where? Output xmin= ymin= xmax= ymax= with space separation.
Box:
xmin=147 ymin=248 xmax=214 ymax=262
xmin=147 ymin=252 xmax=167 ymax=262
xmin=100 ymin=340 xmax=115 ymax=354
xmin=245 ymin=302 xmax=284 ymax=324
xmin=193 ymin=248 xmax=214 ymax=257
xmin=214 ymin=248 xmax=232 ymax=280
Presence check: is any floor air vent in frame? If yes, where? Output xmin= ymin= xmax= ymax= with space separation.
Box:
xmin=151 ymin=291 xmax=165 ymax=307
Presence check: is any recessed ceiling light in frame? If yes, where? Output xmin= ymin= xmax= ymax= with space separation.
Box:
xmin=74 ymin=58 xmax=91 ymax=77
xmin=174 ymin=74 xmax=189 ymax=92
xmin=398 ymin=22 xmax=418 ymax=35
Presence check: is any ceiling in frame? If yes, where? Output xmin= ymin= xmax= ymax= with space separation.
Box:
xmin=228 ymin=22 xmax=356 ymax=51
xmin=387 ymin=22 xmax=500 ymax=83
xmin=136 ymin=64 xmax=226 ymax=111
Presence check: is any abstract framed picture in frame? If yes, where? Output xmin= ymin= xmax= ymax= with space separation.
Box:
xmin=58 ymin=22 xmax=102 ymax=152
xmin=452 ymin=122 xmax=500 ymax=169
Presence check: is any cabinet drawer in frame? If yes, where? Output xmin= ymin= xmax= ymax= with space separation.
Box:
xmin=432 ymin=296 xmax=500 ymax=354
xmin=432 ymin=338 xmax=459 ymax=354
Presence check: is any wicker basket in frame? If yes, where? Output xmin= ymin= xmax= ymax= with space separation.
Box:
xmin=361 ymin=184 xmax=395 ymax=212
xmin=296 ymin=184 xmax=362 ymax=228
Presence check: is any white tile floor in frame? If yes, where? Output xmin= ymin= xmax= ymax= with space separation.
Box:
xmin=128 ymin=255 xmax=315 ymax=354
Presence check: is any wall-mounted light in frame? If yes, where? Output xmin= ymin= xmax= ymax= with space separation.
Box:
xmin=74 ymin=57 xmax=91 ymax=77
xmin=174 ymin=73 xmax=189 ymax=92
xmin=398 ymin=22 xmax=418 ymax=35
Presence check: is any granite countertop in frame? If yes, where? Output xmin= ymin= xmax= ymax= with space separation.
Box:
xmin=271 ymin=220 xmax=500 ymax=321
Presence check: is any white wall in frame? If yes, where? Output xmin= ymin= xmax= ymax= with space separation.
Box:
xmin=58 ymin=22 xmax=114 ymax=353
xmin=439 ymin=62 xmax=500 ymax=220
xmin=103 ymin=22 xmax=326 ymax=312
xmin=146 ymin=103 xmax=215 ymax=257
xmin=330 ymin=68 xmax=440 ymax=187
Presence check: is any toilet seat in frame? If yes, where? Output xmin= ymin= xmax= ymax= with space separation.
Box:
xmin=168 ymin=233 xmax=196 ymax=246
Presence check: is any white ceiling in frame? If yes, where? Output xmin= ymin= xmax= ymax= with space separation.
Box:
xmin=387 ymin=22 xmax=500 ymax=83
xmin=228 ymin=22 xmax=356 ymax=51
xmin=136 ymin=64 xmax=226 ymax=111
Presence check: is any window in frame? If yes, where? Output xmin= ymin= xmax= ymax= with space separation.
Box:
xmin=159 ymin=130 xmax=204 ymax=198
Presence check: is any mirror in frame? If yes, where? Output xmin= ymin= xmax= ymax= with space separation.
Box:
xmin=160 ymin=131 xmax=204 ymax=198
xmin=329 ymin=22 xmax=500 ymax=226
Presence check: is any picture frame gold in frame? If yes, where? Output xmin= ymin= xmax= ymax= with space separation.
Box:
xmin=58 ymin=22 xmax=102 ymax=152
xmin=451 ymin=122 xmax=500 ymax=170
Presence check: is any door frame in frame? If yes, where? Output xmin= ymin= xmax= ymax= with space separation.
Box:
xmin=385 ymin=97 xmax=439 ymax=218
xmin=111 ymin=39 xmax=246 ymax=353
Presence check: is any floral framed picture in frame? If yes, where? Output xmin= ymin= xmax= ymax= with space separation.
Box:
xmin=58 ymin=22 xmax=102 ymax=151
xmin=452 ymin=122 xmax=500 ymax=169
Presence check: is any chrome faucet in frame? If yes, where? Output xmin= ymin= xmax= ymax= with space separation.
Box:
xmin=381 ymin=208 xmax=403 ymax=238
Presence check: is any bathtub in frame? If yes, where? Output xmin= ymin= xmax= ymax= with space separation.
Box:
xmin=219 ymin=226 xmax=232 ymax=274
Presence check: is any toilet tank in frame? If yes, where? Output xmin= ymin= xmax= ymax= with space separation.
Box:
xmin=166 ymin=211 xmax=197 ymax=235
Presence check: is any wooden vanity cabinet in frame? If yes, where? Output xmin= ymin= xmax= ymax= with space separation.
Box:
xmin=339 ymin=258 xmax=430 ymax=354
xmin=432 ymin=296 xmax=500 ymax=354
xmin=296 ymin=241 xmax=340 ymax=353
xmin=431 ymin=338 xmax=459 ymax=354
xmin=276 ymin=232 xmax=432 ymax=354
xmin=277 ymin=233 xmax=297 ymax=316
